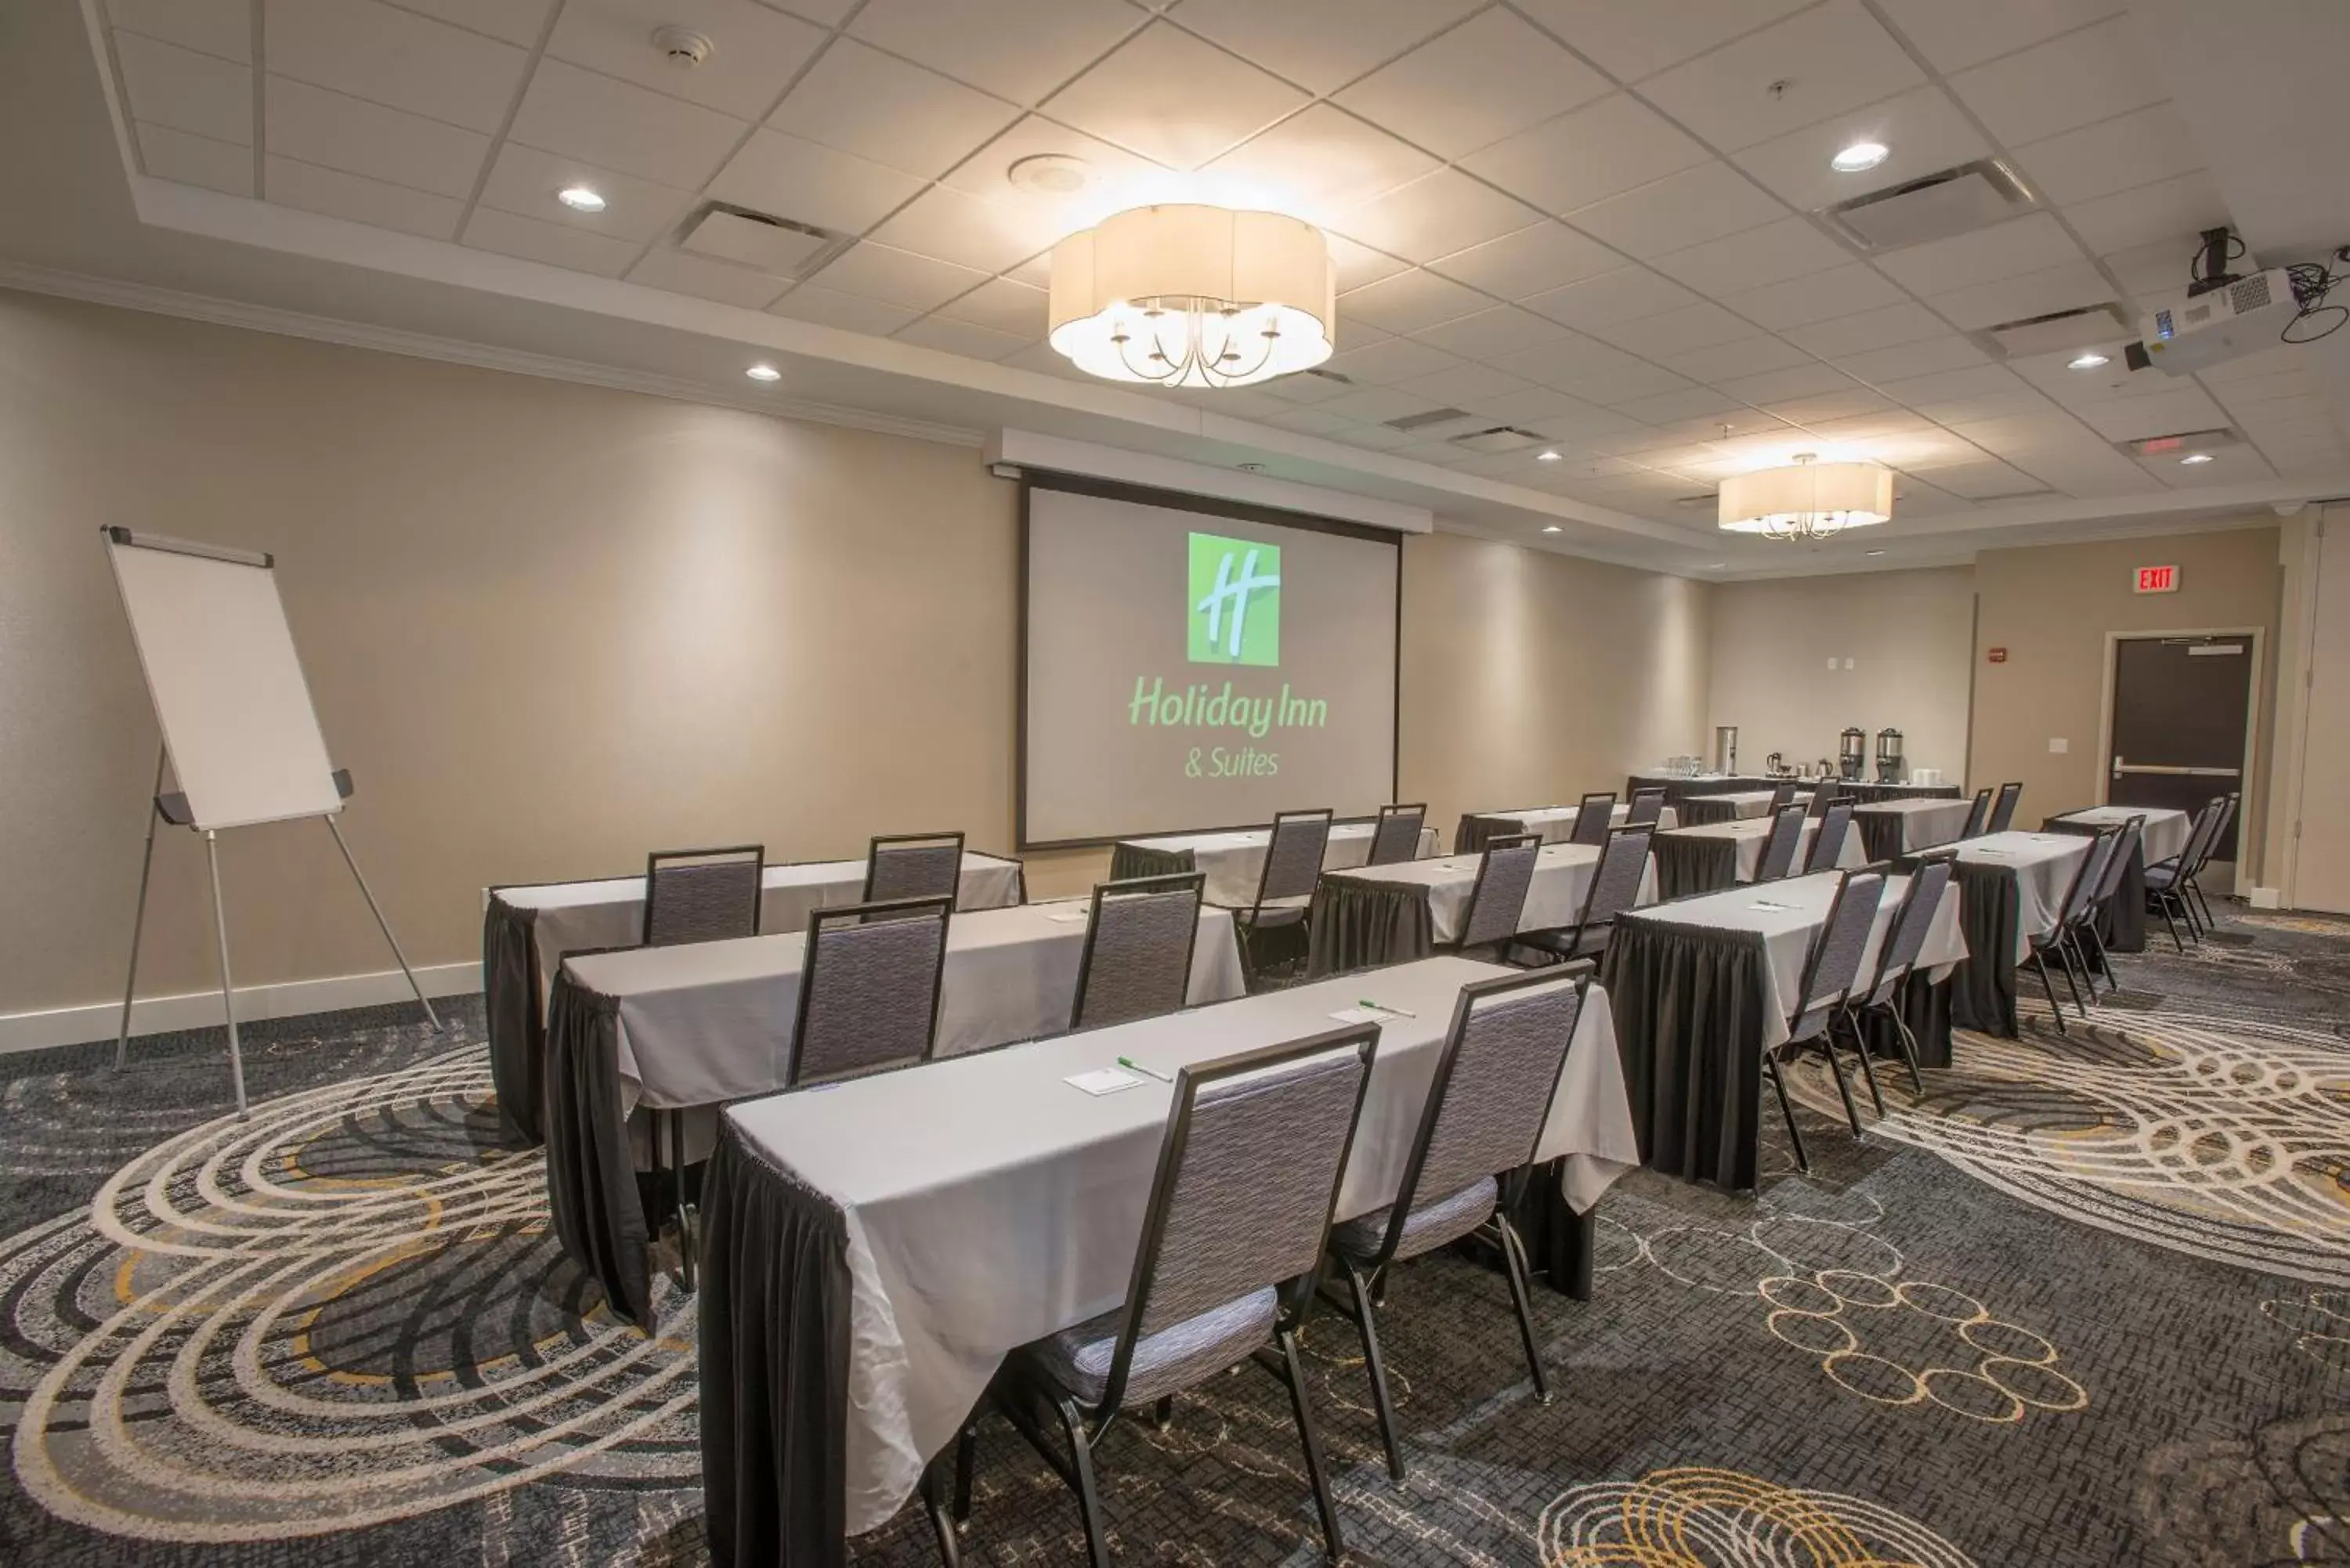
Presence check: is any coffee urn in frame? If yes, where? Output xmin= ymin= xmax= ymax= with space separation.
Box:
xmin=1838 ymin=727 xmax=1867 ymax=782
xmin=1875 ymin=727 xmax=1904 ymax=784
xmin=1713 ymin=724 xmax=1739 ymax=775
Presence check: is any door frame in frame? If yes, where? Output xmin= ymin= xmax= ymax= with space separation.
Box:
xmin=2093 ymin=627 xmax=2264 ymax=857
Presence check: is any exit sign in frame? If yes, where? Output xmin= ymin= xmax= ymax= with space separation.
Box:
xmin=2136 ymin=564 xmax=2180 ymax=594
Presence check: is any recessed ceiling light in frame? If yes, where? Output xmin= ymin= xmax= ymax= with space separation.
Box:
xmin=1007 ymin=154 xmax=1092 ymax=196
xmin=1865 ymin=549 xmax=1886 ymax=556
xmin=557 ymin=185 xmax=606 ymax=212
xmin=1541 ymin=524 xmax=1562 ymax=533
xmin=1831 ymin=141 xmax=1889 ymax=173
xmin=1536 ymin=449 xmax=1562 ymax=461
xmin=2180 ymin=452 xmax=2213 ymax=464
xmin=2068 ymin=351 xmax=2110 ymax=370
xmin=745 ymin=363 xmax=781 ymax=382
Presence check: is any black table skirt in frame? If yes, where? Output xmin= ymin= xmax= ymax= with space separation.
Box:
xmin=1108 ymin=843 xmax=1197 ymax=883
xmin=1677 ymin=796 xmax=1746 ymax=826
xmin=1307 ymin=875 xmax=1433 ymax=976
xmin=1853 ymin=970 xmax=1957 ymax=1070
xmin=1652 ymin=833 xmax=1741 ymax=899
xmin=1949 ymin=863 xmax=2023 ymax=1037
xmin=1838 ymin=782 xmax=1964 ymax=803
xmin=1628 ymin=774 xmax=1771 ymax=806
xmin=1600 ymin=916 xmax=1773 ymax=1190
xmin=2040 ymin=817 xmax=2148 ymax=953
xmin=1506 ymin=1162 xmax=1599 ymax=1299
xmin=700 ymin=1122 xmax=853 ymax=1568
xmin=1454 ymin=813 xmax=1520 ymax=855
xmin=542 ymin=967 xmax=664 ymax=1328
xmin=1854 ymin=807 xmax=1907 ymax=864
xmin=483 ymin=894 xmax=547 ymax=1146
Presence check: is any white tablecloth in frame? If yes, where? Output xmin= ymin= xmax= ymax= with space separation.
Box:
xmin=1121 ymin=821 xmax=1440 ymax=906
xmin=1327 ymin=841 xmax=1659 ymax=941
xmin=723 ymin=956 xmax=1637 ymax=1534
xmin=1855 ymin=797 xmax=1976 ymax=852
xmin=1478 ymin=802 xmax=1682 ymax=840
xmin=1954 ymin=831 xmax=2092 ymax=961
xmin=1661 ymin=816 xmax=1871 ymax=881
xmin=1619 ymin=869 xmax=1966 ymax=1049
xmin=560 ymin=901 xmax=1245 ymax=1113
xmin=2055 ymin=806 xmax=2193 ymax=868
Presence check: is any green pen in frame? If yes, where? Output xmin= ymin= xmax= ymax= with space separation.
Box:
xmin=1117 ymin=1056 xmax=1173 ymax=1082
xmin=1358 ymin=999 xmax=1416 ymax=1017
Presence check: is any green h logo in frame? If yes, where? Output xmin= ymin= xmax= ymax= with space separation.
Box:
xmin=1188 ymin=533 xmax=1281 ymax=667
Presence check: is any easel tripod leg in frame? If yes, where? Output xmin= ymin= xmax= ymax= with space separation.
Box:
xmin=114 ymin=747 xmax=168 ymax=1072
xmin=204 ymin=830 xmax=250 ymax=1118
xmin=325 ymin=815 xmax=443 ymax=1032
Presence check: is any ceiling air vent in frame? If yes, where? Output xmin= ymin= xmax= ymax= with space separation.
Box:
xmin=1971 ymin=302 xmax=2133 ymax=359
xmin=1385 ymin=406 xmax=1477 ymax=432
xmin=1824 ymin=157 xmax=2037 ymax=250
xmin=1303 ymin=366 xmax=1355 ymax=385
xmin=1449 ymin=426 xmax=1548 ymax=455
xmin=1674 ymin=493 xmax=1717 ymax=510
xmin=679 ymin=205 xmax=833 ymax=274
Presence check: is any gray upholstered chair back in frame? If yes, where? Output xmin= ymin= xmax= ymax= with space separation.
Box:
xmin=789 ymin=896 xmax=951 ymax=1085
xmin=2092 ymin=817 xmax=2142 ymax=904
xmin=1789 ymin=870 xmax=1885 ymax=1042
xmin=1805 ymin=800 xmax=1855 ymax=873
xmin=1989 ymin=781 xmax=2023 ymax=833
xmin=1961 ymin=788 xmax=1992 ymax=838
xmin=1755 ymin=804 xmax=1808 ymax=881
xmin=1806 ymin=779 xmax=1839 ymax=819
xmin=2172 ymin=797 xmax=2224 ymax=871
xmin=1256 ymin=810 xmax=1333 ymax=905
xmin=642 ymin=846 xmax=764 ymax=946
xmin=2059 ymin=829 xmax=2120 ymax=928
xmin=1368 ymin=804 xmax=1426 ymax=866
xmin=1124 ymin=1032 xmax=1373 ymax=1344
xmin=864 ymin=832 xmax=964 ymax=905
xmin=1072 ymin=874 xmax=1203 ymax=1031
xmin=1458 ymin=835 xmax=1540 ymax=948
xmin=1626 ymin=787 xmax=1667 ymax=826
xmin=1580 ymin=826 xmax=1651 ymax=927
xmin=1865 ymin=858 xmax=1950 ymax=1005
xmin=1395 ymin=971 xmax=1586 ymax=1235
xmin=1567 ymin=792 xmax=1616 ymax=847
xmin=1767 ymin=782 xmax=1798 ymax=813
xmin=2199 ymin=792 xmax=2240 ymax=871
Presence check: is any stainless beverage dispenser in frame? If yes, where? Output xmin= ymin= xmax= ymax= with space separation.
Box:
xmin=1713 ymin=724 xmax=1739 ymax=775
xmin=1875 ymin=727 xmax=1904 ymax=784
xmin=1838 ymin=728 xmax=1867 ymax=782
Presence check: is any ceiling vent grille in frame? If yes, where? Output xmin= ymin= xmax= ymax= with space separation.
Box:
xmin=679 ymin=204 xmax=834 ymax=274
xmin=1970 ymin=302 xmax=2133 ymax=359
xmin=1385 ymin=405 xmax=1477 ymax=432
xmin=1824 ymin=157 xmax=2037 ymax=250
xmin=1303 ymin=367 xmax=1355 ymax=385
xmin=1448 ymin=425 xmax=1547 ymax=454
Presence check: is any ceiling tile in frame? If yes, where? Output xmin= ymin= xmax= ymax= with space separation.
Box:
xmin=508 ymin=58 xmax=745 ymax=187
xmin=1908 ymin=388 xmax=2052 ymax=426
xmin=938 ymin=115 xmax=1165 ymax=221
xmin=267 ymin=74 xmax=487 ymax=197
xmin=767 ymin=39 xmax=1019 ymax=180
xmin=1926 ymin=260 xmax=2113 ymax=330
xmin=1522 ymin=266 xmax=1697 ymax=330
xmin=1459 ymin=93 xmax=1709 ymax=215
xmin=894 ymin=315 xmax=1029 ymax=360
xmin=1336 ymin=267 xmax=1491 ymax=334
xmin=1426 ymin=221 xmax=1620 ymax=299
xmin=869 ymin=185 xmax=1062 ymax=274
xmin=265 ymin=154 xmax=462 ymax=236
xmin=708 ymin=129 xmax=927 ymax=235
xmin=1612 ymin=387 xmax=1748 ymax=428
xmin=1831 ymin=334 xmax=1990 ymax=382
xmin=107 ymin=0 xmax=252 ymax=62
xmin=2064 ymin=172 xmax=2229 ymax=264
xmin=266 ymin=0 xmax=526 ymax=134
xmin=1486 ymin=334 xmax=1683 ymax=397
xmin=1565 ymin=162 xmax=1786 ymax=258
xmin=1323 ymin=335 xmax=1465 ymax=385
xmin=1873 ymin=362 xmax=2030 ymax=406
xmin=848 ymin=0 xmax=1143 ymax=106
xmin=136 ymin=122 xmax=253 ymax=195
xmin=1260 ymin=368 xmax=1357 ymax=403
xmin=1730 ymin=85 xmax=1991 ymax=212
xmin=1759 ymin=388 xmax=1897 ymax=422
xmin=1786 ymin=302 xmax=1954 ymax=357
xmin=1873 ymin=212 xmax=2083 ymax=295
xmin=2018 ymin=103 xmax=2201 ymax=207
xmin=1649 ymin=215 xmax=1850 ymax=295
xmin=1918 ymin=457 xmax=2048 ymax=498
xmin=2098 ymin=236 xmax=2198 ymax=298
xmin=476 ymin=142 xmax=693 ymax=242
xmin=1325 ymin=421 xmax=1418 ymax=450
xmin=1591 ymin=302 xmax=1759 ymax=357
xmin=626 ymin=247 xmax=794 ymax=307
xmin=1333 ymin=7 xmax=1609 ymax=161
xmin=114 ymin=31 xmax=251 ymax=145
xmin=1712 ymin=363 xmax=1862 ymax=404
xmin=936 ymin=276 xmax=1048 ymax=336
xmin=1508 ymin=0 xmax=1813 ymax=82
xmin=1256 ymin=405 xmax=1358 ymax=438
xmin=1660 ymin=334 xmax=1814 ymax=383
xmin=1873 ymin=0 xmax=2123 ymax=74
xmin=1409 ymin=306 xmax=1572 ymax=359
xmin=1715 ymin=263 xmax=1904 ymax=330
xmin=1329 ymin=168 xmax=1540 ymax=264
xmin=2066 ymin=383 xmax=2228 ymax=441
xmin=1326 ymin=232 xmax=1410 ymax=291
xmin=1948 ymin=18 xmax=2160 ymax=149
xmin=1639 ymin=1 xmax=1926 ymax=152
xmin=1167 ymin=0 xmax=1480 ymax=95
xmin=1313 ymin=385 xmax=1449 ymax=424
xmin=1204 ymin=106 xmax=1437 ymax=222
xmin=1398 ymin=363 xmax=1544 ymax=406
xmin=462 ymin=205 xmax=642 ymax=275
xmin=1462 ymin=385 xmax=1606 ymax=423
xmin=545 ymin=0 xmax=826 ymax=120
xmin=768 ymin=281 xmax=920 ymax=334
xmin=1044 ymin=20 xmax=1307 ymax=168
xmin=380 ymin=0 xmax=556 ymax=47
xmin=812 ymin=241 xmax=991 ymax=312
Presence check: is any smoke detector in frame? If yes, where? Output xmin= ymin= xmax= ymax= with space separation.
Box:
xmin=652 ymin=25 xmax=714 ymax=67
xmin=1007 ymin=154 xmax=1092 ymax=196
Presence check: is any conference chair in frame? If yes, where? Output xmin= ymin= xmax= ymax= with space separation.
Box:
xmin=1237 ymin=808 xmax=1333 ymax=988
xmin=1318 ymin=966 xmax=1590 ymax=1485
xmin=1766 ymin=782 xmax=1798 ymax=814
xmin=1958 ymin=787 xmax=1993 ymax=840
xmin=2187 ymin=791 xmax=2240 ymax=927
xmin=1842 ymin=855 xmax=1954 ymax=1098
xmin=1368 ymin=803 xmax=1427 ymax=866
xmin=2072 ymin=815 xmax=2144 ymax=999
xmin=1765 ymin=868 xmax=1886 ymax=1170
xmin=1806 ymin=779 xmax=1840 ymax=819
xmin=1626 ymin=786 xmax=1668 ymax=826
xmin=1446 ymin=834 xmax=1541 ymax=960
xmin=1514 ymin=824 xmax=1650 ymax=963
xmin=1754 ymin=804 xmax=1809 ymax=882
xmin=641 ymin=845 xmax=764 ymax=946
xmin=1068 ymin=874 xmax=1204 ymax=1033
xmin=1987 ymin=781 xmax=2024 ymax=834
xmin=2024 ymin=826 xmax=2120 ymax=1033
xmin=864 ymin=830 xmax=965 ymax=905
xmin=956 ymin=1025 xmax=1376 ymax=1568
xmin=786 ymin=895 xmax=953 ymax=1085
xmin=1567 ymin=790 xmax=1617 ymax=847
xmin=1804 ymin=800 xmax=1856 ymax=874
xmin=2145 ymin=797 xmax=2224 ymax=950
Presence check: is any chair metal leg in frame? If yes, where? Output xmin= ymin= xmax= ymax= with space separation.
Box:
xmin=1837 ymin=1006 xmax=1885 ymax=1118
xmin=1055 ymin=1396 xmax=1114 ymax=1568
xmin=1495 ymin=1215 xmax=1549 ymax=1404
xmin=1340 ymin=1259 xmax=1406 ymax=1483
xmin=953 ymin=1418 xmax=977 ymax=1524
xmin=923 ymin=1454 xmax=962 ymax=1568
xmin=1888 ymin=1008 xmax=1925 ymax=1096
xmin=1813 ymin=1028 xmax=1864 ymax=1138
xmin=2055 ymin=934 xmax=2089 ymax=1017
xmin=1152 ymin=1395 xmax=1173 ymax=1432
xmin=2153 ymin=893 xmax=2186 ymax=953
xmin=2189 ymin=876 xmax=2218 ymax=930
xmin=669 ymin=1111 xmax=696 ymax=1293
xmin=2029 ymin=946 xmax=2067 ymax=1034
xmin=1273 ymin=1328 xmax=1347 ymax=1563
xmin=1762 ymin=1052 xmax=1810 ymax=1172
xmin=2084 ymin=921 xmax=2118 ymax=995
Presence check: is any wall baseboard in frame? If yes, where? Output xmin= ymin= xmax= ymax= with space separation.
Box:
xmin=0 ymin=962 xmax=482 ymax=1057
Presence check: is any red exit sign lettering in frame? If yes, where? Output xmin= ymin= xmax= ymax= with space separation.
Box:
xmin=2135 ymin=564 xmax=2179 ymax=594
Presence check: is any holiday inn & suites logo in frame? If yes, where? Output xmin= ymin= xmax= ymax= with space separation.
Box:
xmin=1188 ymin=532 xmax=1281 ymax=667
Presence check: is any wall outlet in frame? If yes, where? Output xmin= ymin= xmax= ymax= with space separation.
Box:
xmin=2048 ymin=737 xmax=2069 ymax=753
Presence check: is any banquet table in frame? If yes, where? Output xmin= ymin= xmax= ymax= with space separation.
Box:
xmin=1833 ymin=782 xmax=1965 ymax=804
xmin=1945 ymin=832 xmax=2093 ymax=1035
xmin=1678 ymin=788 xmax=1799 ymax=826
xmin=698 ymin=956 xmax=1640 ymax=1566
xmin=2043 ymin=806 xmax=2193 ymax=954
xmin=1628 ymin=772 xmax=1773 ymax=805
xmin=483 ymin=852 xmax=1025 ymax=1144
xmin=1649 ymin=815 xmax=1872 ymax=898
xmin=1600 ymin=868 xmax=1967 ymax=1190
xmin=1853 ymin=797 xmax=1976 ymax=861
xmin=1108 ymin=820 xmax=1440 ymax=907
xmin=1306 ymin=841 xmax=1659 ymax=975
xmin=544 ymin=900 xmax=1246 ymax=1326
xmin=1453 ymin=801 xmax=1680 ymax=852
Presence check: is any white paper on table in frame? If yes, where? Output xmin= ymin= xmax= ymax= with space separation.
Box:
xmin=1065 ymin=1068 xmax=1143 ymax=1096
xmin=1328 ymin=1006 xmax=1385 ymax=1024
xmin=1045 ymin=910 xmax=1090 ymax=923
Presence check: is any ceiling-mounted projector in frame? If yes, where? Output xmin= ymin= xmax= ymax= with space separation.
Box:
xmin=2124 ymin=269 xmax=2301 ymax=375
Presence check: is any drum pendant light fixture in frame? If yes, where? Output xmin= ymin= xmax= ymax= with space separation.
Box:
xmin=1719 ymin=453 xmax=1893 ymax=541
xmin=1047 ymin=204 xmax=1336 ymax=388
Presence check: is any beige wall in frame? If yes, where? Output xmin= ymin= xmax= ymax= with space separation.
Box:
xmin=1705 ymin=566 xmax=1975 ymax=782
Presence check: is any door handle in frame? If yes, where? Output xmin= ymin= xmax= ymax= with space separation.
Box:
xmin=2111 ymin=764 xmax=2241 ymax=776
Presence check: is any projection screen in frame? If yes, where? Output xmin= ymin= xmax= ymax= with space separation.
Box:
xmin=1021 ymin=475 xmax=1400 ymax=847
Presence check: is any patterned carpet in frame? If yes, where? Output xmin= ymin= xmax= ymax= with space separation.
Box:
xmin=2 ymin=904 xmax=2344 ymax=1566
